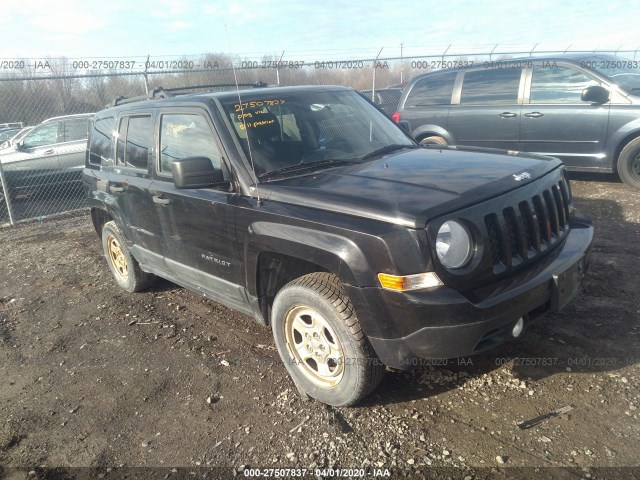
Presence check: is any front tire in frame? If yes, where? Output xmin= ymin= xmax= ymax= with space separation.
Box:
xmin=271 ymin=273 xmax=384 ymax=406
xmin=617 ymin=137 xmax=640 ymax=190
xmin=101 ymin=221 xmax=155 ymax=292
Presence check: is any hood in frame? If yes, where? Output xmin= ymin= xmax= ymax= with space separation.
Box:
xmin=259 ymin=146 xmax=563 ymax=228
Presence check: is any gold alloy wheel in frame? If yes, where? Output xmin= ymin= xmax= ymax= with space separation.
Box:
xmin=284 ymin=306 xmax=345 ymax=388
xmin=107 ymin=235 xmax=129 ymax=281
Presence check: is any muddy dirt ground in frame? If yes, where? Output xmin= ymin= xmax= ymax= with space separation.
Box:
xmin=0 ymin=173 xmax=639 ymax=479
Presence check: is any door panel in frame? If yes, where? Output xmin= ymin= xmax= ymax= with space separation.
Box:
xmin=57 ymin=117 xmax=91 ymax=184
xmin=520 ymin=65 xmax=610 ymax=169
xmin=151 ymin=182 xmax=247 ymax=308
xmin=449 ymin=106 xmax=521 ymax=150
xmin=3 ymin=121 xmax=62 ymax=190
xmin=152 ymin=111 xmax=248 ymax=310
xmin=109 ymin=171 xmax=161 ymax=254
xmin=3 ymin=145 xmax=60 ymax=189
xmin=448 ymin=68 xmax=523 ymax=150
xmin=108 ymin=113 xmax=164 ymax=267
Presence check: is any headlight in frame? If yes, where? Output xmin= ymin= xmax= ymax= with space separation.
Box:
xmin=436 ymin=220 xmax=472 ymax=269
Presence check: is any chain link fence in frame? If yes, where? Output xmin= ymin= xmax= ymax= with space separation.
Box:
xmin=1 ymin=48 xmax=637 ymax=226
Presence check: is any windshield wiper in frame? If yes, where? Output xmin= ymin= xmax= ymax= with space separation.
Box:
xmin=356 ymin=144 xmax=418 ymax=162
xmin=258 ymin=159 xmax=355 ymax=180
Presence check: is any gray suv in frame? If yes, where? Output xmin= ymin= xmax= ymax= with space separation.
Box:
xmin=395 ymin=54 xmax=640 ymax=189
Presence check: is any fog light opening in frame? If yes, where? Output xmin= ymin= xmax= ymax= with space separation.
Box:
xmin=512 ymin=317 xmax=524 ymax=338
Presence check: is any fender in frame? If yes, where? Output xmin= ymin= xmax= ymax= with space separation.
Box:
xmin=411 ymin=124 xmax=455 ymax=144
xmin=243 ymin=221 xmax=375 ymax=297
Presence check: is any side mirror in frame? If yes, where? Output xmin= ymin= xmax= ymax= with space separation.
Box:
xmin=15 ymin=140 xmax=25 ymax=150
xmin=171 ymin=157 xmax=224 ymax=189
xmin=581 ymin=85 xmax=610 ymax=104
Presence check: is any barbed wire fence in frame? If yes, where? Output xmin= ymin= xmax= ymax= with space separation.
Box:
xmin=0 ymin=47 xmax=638 ymax=227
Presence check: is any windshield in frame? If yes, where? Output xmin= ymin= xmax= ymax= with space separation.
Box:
xmin=220 ymin=89 xmax=414 ymax=179
xmin=581 ymin=56 xmax=640 ymax=92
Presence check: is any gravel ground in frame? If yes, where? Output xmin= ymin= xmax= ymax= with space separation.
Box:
xmin=0 ymin=173 xmax=639 ymax=479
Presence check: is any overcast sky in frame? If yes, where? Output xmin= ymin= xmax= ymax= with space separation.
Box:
xmin=1 ymin=0 xmax=638 ymax=61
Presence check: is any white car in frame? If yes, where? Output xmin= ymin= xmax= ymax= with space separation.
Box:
xmin=0 ymin=126 xmax=33 ymax=150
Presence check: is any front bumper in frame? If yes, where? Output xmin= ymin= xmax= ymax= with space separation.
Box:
xmin=345 ymin=215 xmax=593 ymax=370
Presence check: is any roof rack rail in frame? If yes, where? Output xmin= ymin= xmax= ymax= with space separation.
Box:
xmin=109 ymin=82 xmax=269 ymax=107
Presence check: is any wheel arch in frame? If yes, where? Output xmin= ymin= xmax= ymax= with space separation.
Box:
xmin=612 ymin=130 xmax=640 ymax=173
xmin=90 ymin=207 xmax=114 ymax=238
xmin=245 ymin=222 xmax=373 ymax=325
xmin=411 ymin=124 xmax=454 ymax=144
xmin=254 ymin=252 xmax=327 ymax=325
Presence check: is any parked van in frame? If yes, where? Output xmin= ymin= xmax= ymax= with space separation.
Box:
xmin=395 ymin=54 xmax=640 ymax=189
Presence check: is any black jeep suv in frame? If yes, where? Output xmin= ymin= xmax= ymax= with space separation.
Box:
xmin=84 ymin=85 xmax=593 ymax=406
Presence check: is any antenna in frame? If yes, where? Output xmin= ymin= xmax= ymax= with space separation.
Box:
xmin=225 ymin=24 xmax=262 ymax=206
xmin=143 ymin=55 xmax=150 ymax=95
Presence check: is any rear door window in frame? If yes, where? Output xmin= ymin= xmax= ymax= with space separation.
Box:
xmin=62 ymin=117 xmax=90 ymax=142
xmin=460 ymin=69 xmax=522 ymax=104
xmin=115 ymin=115 xmax=151 ymax=171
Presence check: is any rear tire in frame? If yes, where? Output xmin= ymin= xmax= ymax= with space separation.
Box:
xmin=271 ymin=273 xmax=384 ymax=406
xmin=101 ymin=221 xmax=155 ymax=292
xmin=419 ymin=135 xmax=448 ymax=146
xmin=617 ymin=137 xmax=640 ymax=190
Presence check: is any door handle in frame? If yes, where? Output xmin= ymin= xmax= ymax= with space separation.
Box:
xmin=524 ymin=112 xmax=544 ymax=118
xmin=499 ymin=112 xmax=517 ymax=118
xmin=110 ymin=185 xmax=125 ymax=193
xmin=152 ymin=195 xmax=172 ymax=206
xmin=43 ymin=149 xmax=55 ymax=155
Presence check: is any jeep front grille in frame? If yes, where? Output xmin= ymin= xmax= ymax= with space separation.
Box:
xmin=484 ymin=176 xmax=571 ymax=272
